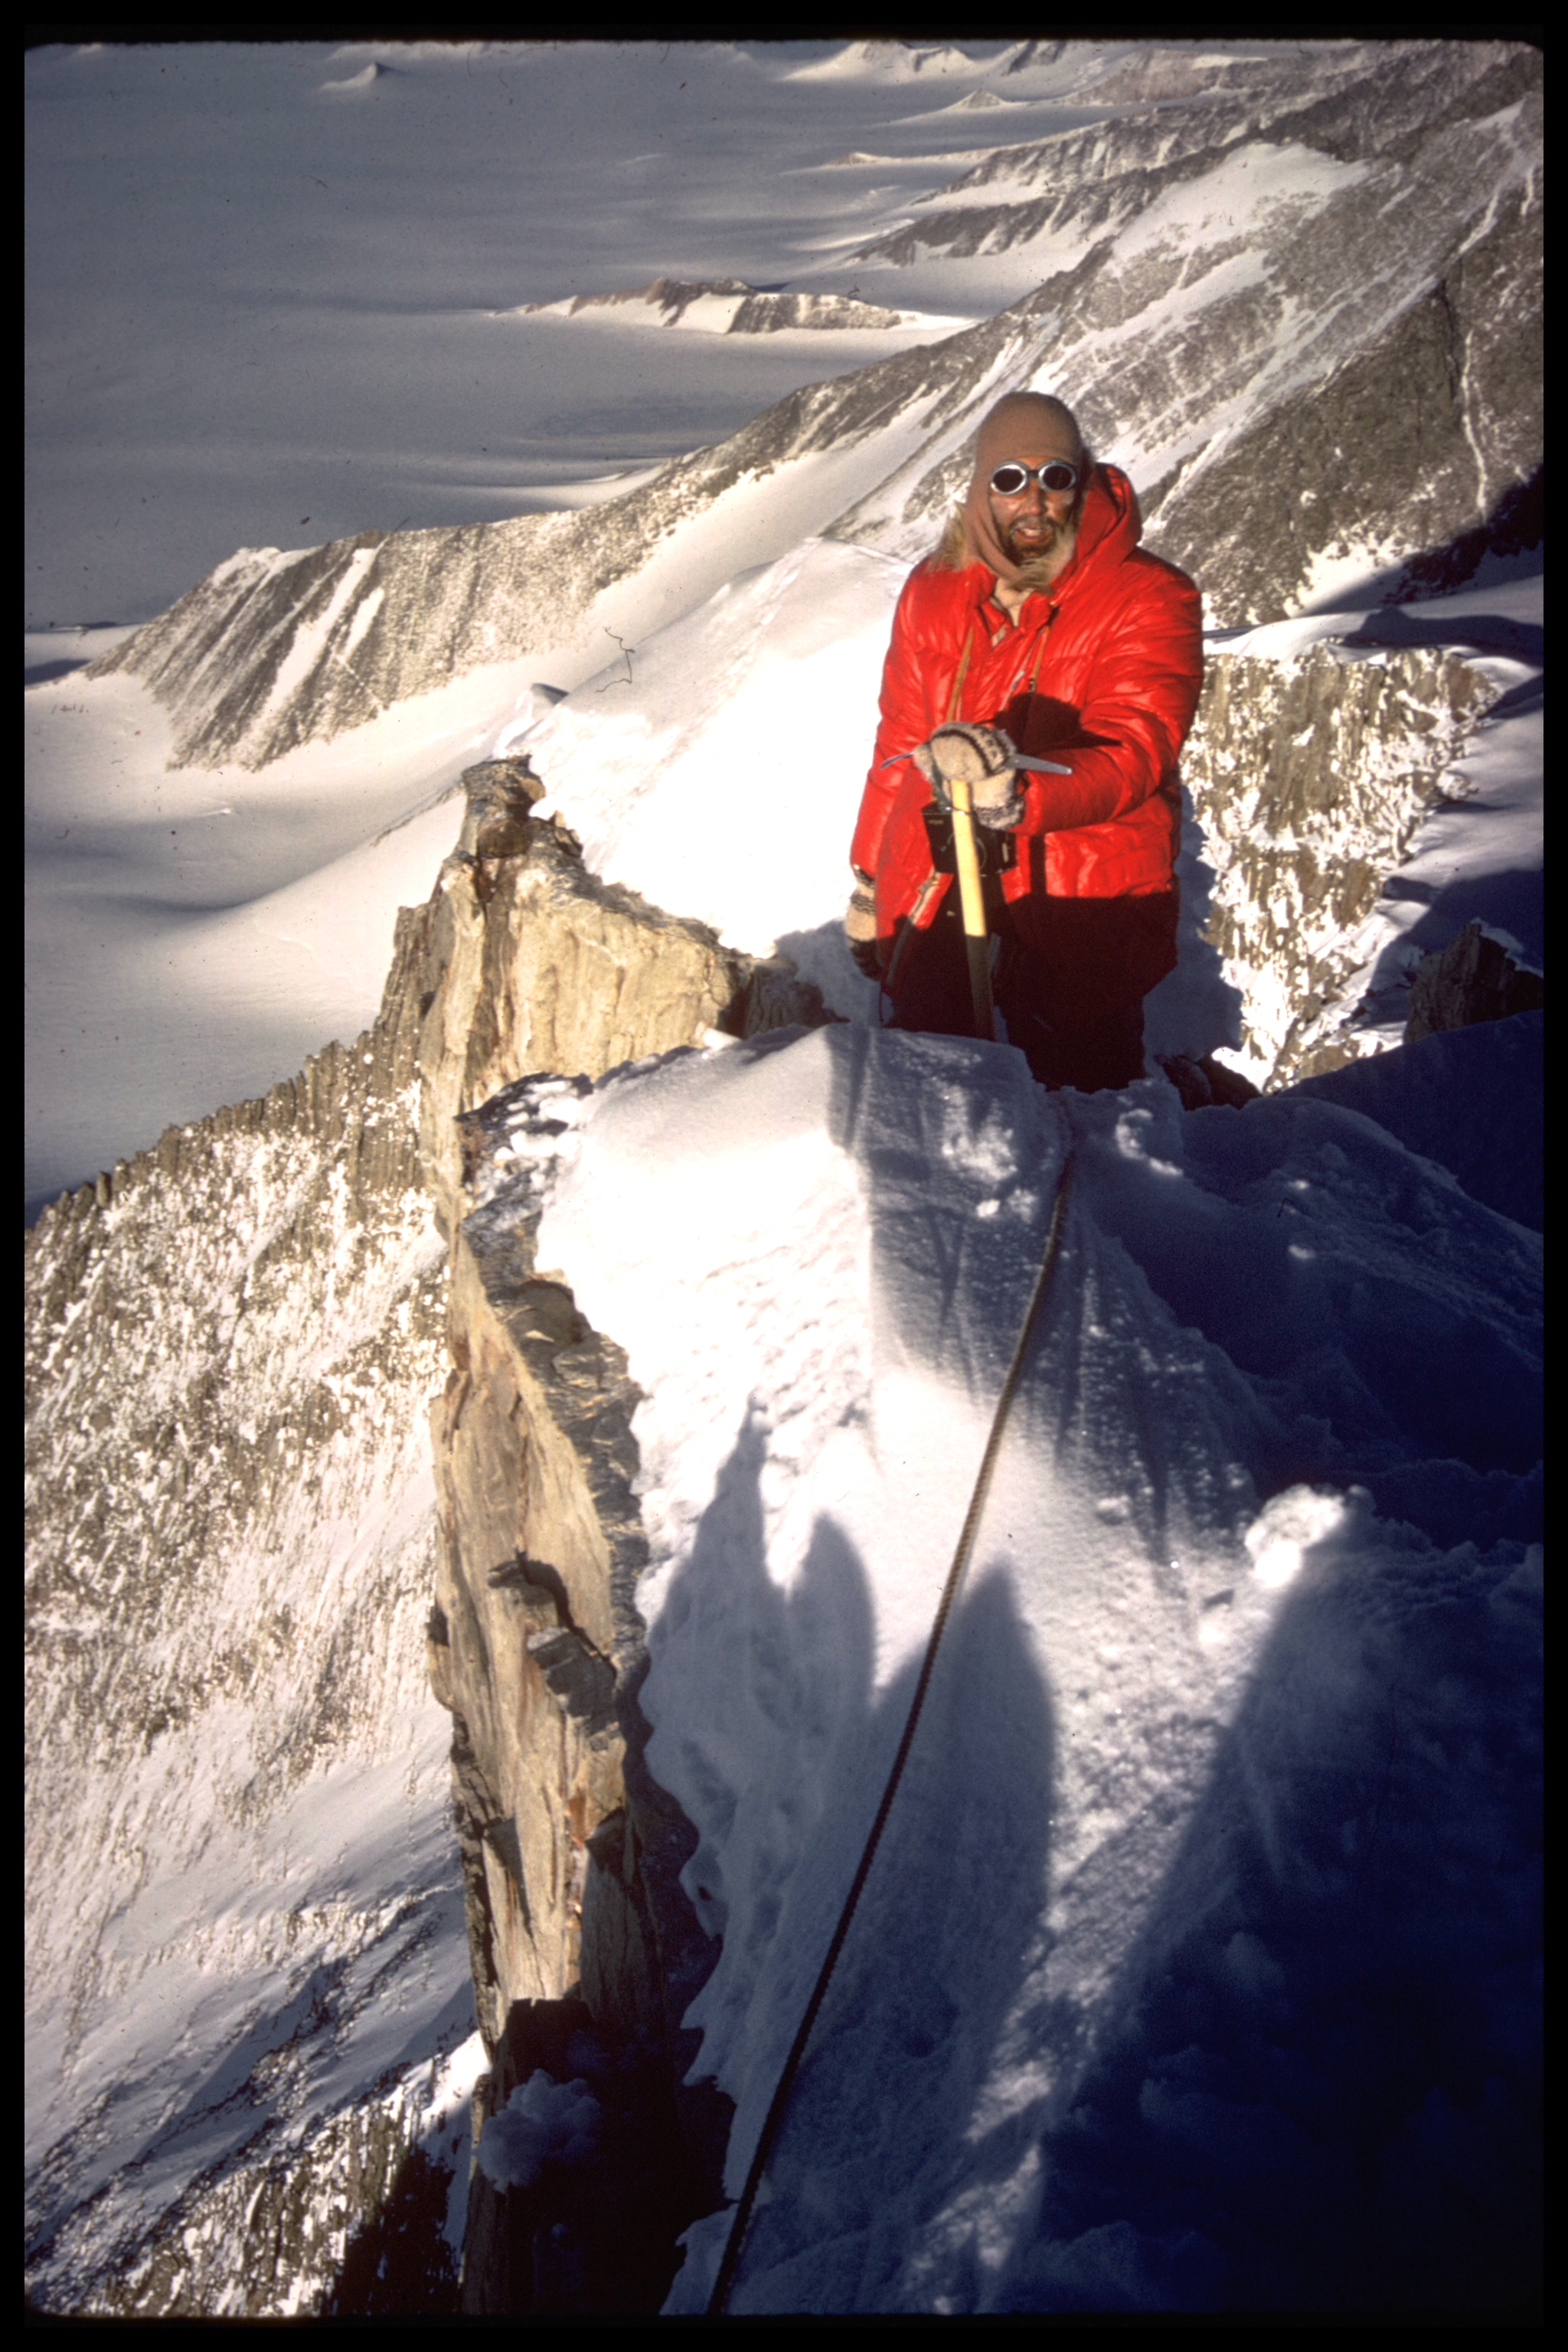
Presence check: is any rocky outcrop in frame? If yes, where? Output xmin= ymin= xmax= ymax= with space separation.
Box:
xmin=23 ymin=756 xmax=823 ymax=2317
xmin=1405 ymin=918 xmax=1544 ymax=1043
xmin=416 ymin=764 xmax=832 ymax=2301
xmin=1181 ymin=644 xmax=1501 ymax=1087
xmin=416 ymin=760 xmax=828 ymax=1234
xmin=429 ymin=1075 xmax=730 ymax=2313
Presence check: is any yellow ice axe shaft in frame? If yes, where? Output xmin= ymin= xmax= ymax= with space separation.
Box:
xmin=946 ymin=774 xmax=998 ymax=1042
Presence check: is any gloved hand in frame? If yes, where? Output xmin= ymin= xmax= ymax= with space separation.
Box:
xmin=844 ymin=874 xmax=880 ymax=978
xmin=913 ymin=722 xmax=1026 ymax=830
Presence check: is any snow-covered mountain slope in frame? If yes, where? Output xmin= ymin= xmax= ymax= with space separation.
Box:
xmin=490 ymin=1021 xmax=1540 ymax=2312
xmin=24 ymin=35 xmax=1542 ymax=2323
xmin=28 ymin=37 xmax=1541 ymax=1210
xmin=835 ymin=40 xmax=1541 ymax=621
xmin=22 ymin=927 xmax=478 ymax=2315
xmin=23 ymin=771 xmax=834 ymax=2316
xmin=25 ymin=37 xmax=1053 ymax=629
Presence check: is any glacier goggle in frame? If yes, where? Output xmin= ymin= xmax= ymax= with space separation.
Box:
xmin=988 ymin=459 xmax=1080 ymax=496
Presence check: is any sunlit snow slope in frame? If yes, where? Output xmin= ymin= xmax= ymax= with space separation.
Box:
xmin=26 ymin=558 xmax=1543 ymax=1212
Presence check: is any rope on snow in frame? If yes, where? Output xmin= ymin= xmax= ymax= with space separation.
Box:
xmin=706 ymin=1138 xmax=1078 ymax=2315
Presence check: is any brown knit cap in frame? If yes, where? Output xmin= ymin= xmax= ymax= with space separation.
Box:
xmin=962 ymin=392 xmax=1086 ymax=583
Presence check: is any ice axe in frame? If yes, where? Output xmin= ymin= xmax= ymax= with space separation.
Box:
xmin=887 ymin=737 xmax=1070 ymax=1042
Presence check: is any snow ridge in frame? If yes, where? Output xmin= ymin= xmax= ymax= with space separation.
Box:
xmin=528 ymin=1025 xmax=1540 ymax=2313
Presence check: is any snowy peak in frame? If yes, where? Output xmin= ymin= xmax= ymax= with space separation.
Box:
xmin=785 ymin=40 xmax=981 ymax=84
xmin=831 ymin=44 xmax=1540 ymax=622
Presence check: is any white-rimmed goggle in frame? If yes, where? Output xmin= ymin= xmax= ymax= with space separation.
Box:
xmin=988 ymin=460 xmax=1079 ymax=496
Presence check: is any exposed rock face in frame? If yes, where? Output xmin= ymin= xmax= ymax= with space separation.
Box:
xmin=84 ymin=41 xmax=1539 ymax=769
xmin=1404 ymin=918 xmax=1544 ymax=1043
xmin=429 ymin=1075 xmax=729 ymax=2313
xmin=416 ymin=760 xmax=831 ymax=1234
xmin=428 ymin=1079 xmax=639 ymax=2043
xmin=1181 ymin=645 xmax=1500 ymax=1087
xmin=414 ymin=765 xmax=828 ymax=2298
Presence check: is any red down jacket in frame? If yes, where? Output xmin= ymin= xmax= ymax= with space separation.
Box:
xmin=851 ymin=465 xmax=1204 ymax=952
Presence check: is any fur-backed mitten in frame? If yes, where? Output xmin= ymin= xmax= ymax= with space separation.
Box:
xmin=844 ymin=874 xmax=880 ymax=978
xmin=912 ymin=722 xmax=1025 ymax=829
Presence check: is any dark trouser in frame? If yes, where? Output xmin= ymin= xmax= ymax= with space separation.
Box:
xmin=884 ymin=885 xmax=1178 ymax=1093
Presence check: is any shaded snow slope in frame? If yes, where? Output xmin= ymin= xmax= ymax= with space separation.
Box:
xmin=514 ymin=1024 xmax=1539 ymax=2314
xmin=1294 ymin=1009 xmax=1543 ymax=1233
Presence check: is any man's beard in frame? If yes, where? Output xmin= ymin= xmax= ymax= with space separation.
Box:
xmin=1006 ymin=513 xmax=1077 ymax=587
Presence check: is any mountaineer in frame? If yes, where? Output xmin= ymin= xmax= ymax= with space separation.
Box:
xmin=845 ymin=390 xmax=1204 ymax=1090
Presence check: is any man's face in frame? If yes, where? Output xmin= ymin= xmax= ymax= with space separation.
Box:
xmin=987 ymin=437 xmax=1082 ymax=566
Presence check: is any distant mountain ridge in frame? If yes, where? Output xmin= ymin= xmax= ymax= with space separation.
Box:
xmin=514 ymin=276 xmax=948 ymax=335
xmin=88 ymin=38 xmax=1540 ymax=773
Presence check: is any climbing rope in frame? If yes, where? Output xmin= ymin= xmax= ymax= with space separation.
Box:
xmin=706 ymin=1140 xmax=1078 ymax=2315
